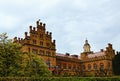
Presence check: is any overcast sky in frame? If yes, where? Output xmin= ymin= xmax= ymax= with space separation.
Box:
xmin=0 ymin=0 xmax=120 ymax=55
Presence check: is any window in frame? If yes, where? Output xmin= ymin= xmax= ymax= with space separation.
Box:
xmin=40 ymin=41 xmax=43 ymax=46
xmin=63 ymin=64 xmax=66 ymax=69
xmin=33 ymin=40 xmax=36 ymax=44
xmin=88 ymin=64 xmax=91 ymax=71
xmin=58 ymin=64 xmax=61 ymax=69
xmin=32 ymin=49 xmax=38 ymax=54
xmin=93 ymin=63 xmax=97 ymax=70
xmin=46 ymin=59 xmax=50 ymax=68
xmin=46 ymin=51 xmax=51 ymax=56
xmin=100 ymin=63 xmax=104 ymax=70
xmin=40 ymin=34 xmax=43 ymax=40
xmin=39 ymin=50 xmax=44 ymax=55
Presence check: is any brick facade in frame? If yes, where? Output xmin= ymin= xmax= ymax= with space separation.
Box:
xmin=14 ymin=20 xmax=115 ymax=76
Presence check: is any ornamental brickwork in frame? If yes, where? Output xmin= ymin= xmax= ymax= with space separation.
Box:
xmin=14 ymin=20 xmax=115 ymax=76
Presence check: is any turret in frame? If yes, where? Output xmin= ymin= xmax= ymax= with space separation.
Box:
xmin=53 ymin=40 xmax=56 ymax=44
xmin=29 ymin=26 xmax=32 ymax=32
xmin=25 ymin=32 xmax=28 ymax=39
xmin=36 ymin=20 xmax=40 ymax=26
xmin=13 ymin=37 xmax=17 ymax=43
xmin=43 ymin=23 xmax=46 ymax=30
xmin=83 ymin=39 xmax=91 ymax=53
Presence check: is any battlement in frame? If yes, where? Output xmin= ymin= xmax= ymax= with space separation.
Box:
xmin=13 ymin=37 xmax=23 ymax=43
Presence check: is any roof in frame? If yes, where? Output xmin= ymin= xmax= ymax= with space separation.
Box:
xmin=88 ymin=52 xmax=105 ymax=58
xmin=56 ymin=53 xmax=81 ymax=59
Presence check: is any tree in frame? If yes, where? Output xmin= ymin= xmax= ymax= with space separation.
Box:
xmin=112 ymin=51 xmax=120 ymax=75
xmin=22 ymin=52 xmax=52 ymax=77
xmin=0 ymin=33 xmax=23 ymax=77
xmin=0 ymin=33 xmax=51 ymax=77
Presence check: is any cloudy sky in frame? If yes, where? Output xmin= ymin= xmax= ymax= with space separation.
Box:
xmin=0 ymin=0 xmax=120 ymax=55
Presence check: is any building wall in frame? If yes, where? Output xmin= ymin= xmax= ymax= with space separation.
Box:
xmin=14 ymin=20 xmax=56 ymax=68
xmin=56 ymin=55 xmax=81 ymax=76
xmin=14 ymin=20 xmax=115 ymax=77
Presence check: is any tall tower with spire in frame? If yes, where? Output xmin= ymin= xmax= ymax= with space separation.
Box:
xmin=83 ymin=39 xmax=91 ymax=53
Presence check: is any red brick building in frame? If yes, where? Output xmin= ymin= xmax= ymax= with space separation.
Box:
xmin=14 ymin=20 xmax=115 ymax=76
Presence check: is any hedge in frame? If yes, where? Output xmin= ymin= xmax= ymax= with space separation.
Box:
xmin=0 ymin=77 xmax=120 ymax=81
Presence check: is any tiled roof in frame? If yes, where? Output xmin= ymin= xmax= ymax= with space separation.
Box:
xmin=56 ymin=53 xmax=81 ymax=59
xmin=88 ymin=52 xmax=105 ymax=58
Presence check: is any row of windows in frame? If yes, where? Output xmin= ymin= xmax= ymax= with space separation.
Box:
xmin=32 ymin=40 xmax=50 ymax=47
xmin=30 ymin=48 xmax=55 ymax=56
xmin=32 ymin=34 xmax=50 ymax=40
xmin=57 ymin=63 xmax=80 ymax=70
xmin=83 ymin=62 xmax=110 ymax=71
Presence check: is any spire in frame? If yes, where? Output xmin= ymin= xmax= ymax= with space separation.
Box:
xmin=83 ymin=39 xmax=91 ymax=53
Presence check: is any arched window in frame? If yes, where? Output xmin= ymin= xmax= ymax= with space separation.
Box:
xmin=93 ymin=63 xmax=97 ymax=70
xmin=88 ymin=64 xmax=91 ymax=71
xmin=100 ymin=63 xmax=104 ymax=70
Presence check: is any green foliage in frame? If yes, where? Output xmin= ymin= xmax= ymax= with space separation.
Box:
xmin=0 ymin=77 xmax=120 ymax=81
xmin=0 ymin=33 xmax=51 ymax=77
xmin=22 ymin=53 xmax=51 ymax=77
xmin=0 ymin=33 xmax=23 ymax=77
xmin=112 ymin=51 xmax=120 ymax=75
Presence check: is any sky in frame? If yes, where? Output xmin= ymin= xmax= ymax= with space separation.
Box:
xmin=0 ymin=0 xmax=120 ymax=55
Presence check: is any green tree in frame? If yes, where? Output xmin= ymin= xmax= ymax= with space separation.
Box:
xmin=0 ymin=33 xmax=23 ymax=77
xmin=112 ymin=51 xmax=120 ymax=75
xmin=22 ymin=52 xmax=52 ymax=77
xmin=0 ymin=33 xmax=51 ymax=77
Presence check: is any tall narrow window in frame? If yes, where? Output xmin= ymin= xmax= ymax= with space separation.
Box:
xmin=100 ymin=63 xmax=104 ymax=70
xmin=93 ymin=63 xmax=97 ymax=70
xmin=33 ymin=40 xmax=37 ymax=44
xmin=58 ymin=64 xmax=61 ymax=69
xmin=63 ymin=64 xmax=66 ymax=69
xmin=40 ymin=41 xmax=43 ymax=46
xmin=88 ymin=64 xmax=91 ymax=71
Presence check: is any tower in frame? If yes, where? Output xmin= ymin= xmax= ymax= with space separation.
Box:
xmin=83 ymin=39 xmax=91 ymax=53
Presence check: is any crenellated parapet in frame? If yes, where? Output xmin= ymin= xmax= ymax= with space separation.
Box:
xmin=36 ymin=20 xmax=46 ymax=32
xmin=13 ymin=37 xmax=24 ymax=44
xmin=105 ymin=43 xmax=115 ymax=58
xmin=13 ymin=19 xmax=56 ymax=51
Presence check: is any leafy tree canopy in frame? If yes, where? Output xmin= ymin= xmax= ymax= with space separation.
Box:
xmin=0 ymin=33 xmax=51 ymax=77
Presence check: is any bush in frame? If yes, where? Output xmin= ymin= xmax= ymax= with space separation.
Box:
xmin=0 ymin=77 xmax=120 ymax=81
